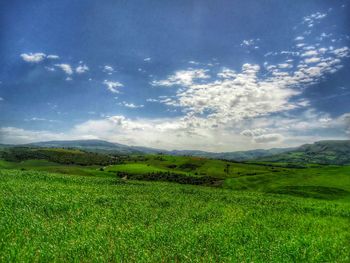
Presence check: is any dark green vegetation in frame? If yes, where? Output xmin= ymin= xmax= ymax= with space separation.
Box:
xmin=0 ymin=144 xmax=350 ymax=261
xmin=0 ymin=147 xmax=119 ymax=166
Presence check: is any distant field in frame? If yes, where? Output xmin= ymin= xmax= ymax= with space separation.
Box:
xmin=1 ymin=169 xmax=349 ymax=262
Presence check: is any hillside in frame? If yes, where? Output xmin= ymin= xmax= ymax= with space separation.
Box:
xmin=27 ymin=140 xmax=146 ymax=154
xmin=0 ymin=147 xmax=119 ymax=166
xmin=257 ymin=140 xmax=350 ymax=165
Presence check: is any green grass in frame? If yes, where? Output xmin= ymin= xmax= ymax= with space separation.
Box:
xmin=224 ymin=165 xmax=350 ymax=200
xmin=108 ymin=155 xmax=280 ymax=178
xmin=105 ymin=163 xmax=174 ymax=174
xmin=1 ymin=169 xmax=350 ymax=262
xmin=2 ymin=155 xmax=350 ymax=200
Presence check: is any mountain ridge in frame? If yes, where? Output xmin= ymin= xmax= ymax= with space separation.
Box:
xmin=257 ymin=140 xmax=350 ymax=165
xmin=2 ymin=139 xmax=349 ymax=163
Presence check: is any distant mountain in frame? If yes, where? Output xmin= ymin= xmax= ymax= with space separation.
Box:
xmin=5 ymin=139 xmax=348 ymax=164
xmin=168 ymin=148 xmax=294 ymax=161
xmin=22 ymin=139 xmax=292 ymax=161
xmin=256 ymin=140 xmax=350 ymax=165
xmin=26 ymin=140 xmax=149 ymax=155
xmin=0 ymin=144 xmax=12 ymax=148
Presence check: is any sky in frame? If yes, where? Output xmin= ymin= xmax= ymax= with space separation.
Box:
xmin=0 ymin=0 xmax=350 ymax=151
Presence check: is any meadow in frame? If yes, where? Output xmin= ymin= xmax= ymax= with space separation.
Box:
xmin=0 ymin=148 xmax=350 ymax=262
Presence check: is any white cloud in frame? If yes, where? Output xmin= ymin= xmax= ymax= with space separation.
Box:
xmin=103 ymin=80 xmax=123 ymax=93
xmin=45 ymin=66 xmax=56 ymax=72
xmin=241 ymin=129 xmax=284 ymax=144
xmin=240 ymin=128 xmax=267 ymax=137
xmin=150 ymin=33 xmax=348 ymax=137
xmin=0 ymin=97 xmax=4 ymax=101
xmin=304 ymin=57 xmax=321 ymax=64
xmin=2 ymin=109 xmax=348 ymax=151
xmin=253 ymin=133 xmax=284 ymax=143
xmin=119 ymin=101 xmax=144 ymax=108
xmin=144 ymin=57 xmax=151 ymax=62
xmin=152 ymin=69 xmax=209 ymax=87
xmin=240 ymin=39 xmax=259 ymax=49
xmin=303 ymin=12 xmax=327 ymax=28
xmin=55 ymin=64 xmax=73 ymax=75
xmin=76 ymin=64 xmax=89 ymax=74
xmin=28 ymin=117 xmax=46 ymax=121
xmin=295 ymin=36 xmax=304 ymax=41
xmin=153 ymin=63 xmax=299 ymax=122
xmin=47 ymin=55 xmax=59 ymax=59
xmin=146 ymin=98 xmax=158 ymax=102
xmin=103 ymin=65 xmax=114 ymax=73
xmin=332 ymin=47 xmax=350 ymax=58
xmin=278 ymin=63 xmax=293 ymax=69
xmin=301 ymin=50 xmax=318 ymax=57
xmin=20 ymin=53 xmax=46 ymax=63
xmin=188 ymin=61 xmax=200 ymax=65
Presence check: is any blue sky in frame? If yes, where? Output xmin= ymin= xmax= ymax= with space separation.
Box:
xmin=0 ymin=0 xmax=349 ymax=151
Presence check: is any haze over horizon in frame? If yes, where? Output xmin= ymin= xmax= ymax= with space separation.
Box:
xmin=1 ymin=1 xmax=350 ymax=151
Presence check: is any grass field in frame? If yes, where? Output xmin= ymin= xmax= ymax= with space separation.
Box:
xmin=1 ymin=169 xmax=350 ymax=262
xmin=1 ymin=150 xmax=350 ymax=262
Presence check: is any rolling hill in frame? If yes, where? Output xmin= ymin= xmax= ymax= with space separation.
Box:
xmin=257 ymin=140 xmax=350 ymax=165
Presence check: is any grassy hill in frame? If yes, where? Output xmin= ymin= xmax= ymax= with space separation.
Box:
xmin=257 ymin=140 xmax=350 ymax=165
xmin=0 ymin=169 xmax=349 ymax=262
xmin=0 ymin=147 xmax=120 ymax=166
xmin=27 ymin=139 xmax=147 ymax=154
xmin=1 ymin=148 xmax=350 ymax=200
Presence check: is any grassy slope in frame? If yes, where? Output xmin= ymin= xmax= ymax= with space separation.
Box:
xmin=1 ymin=169 xmax=349 ymax=262
xmin=1 ymin=155 xmax=350 ymax=200
xmin=106 ymin=155 xmax=275 ymax=178
xmin=104 ymin=156 xmax=350 ymax=200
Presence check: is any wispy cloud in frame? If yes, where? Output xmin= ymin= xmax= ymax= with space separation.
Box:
xmin=55 ymin=64 xmax=73 ymax=75
xmin=103 ymin=65 xmax=114 ymax=74
xmin=119 ymin=101 xmax=144 ymax=108
xmin=303 ymin=12 xmax=327 ymax=28
xmin=47 ymin=55 xmax=59 ymax=59
xmin=240 ymin=38 xmax=259 ymax=49
xmin=76 ymin=64 xmax=89 ymax=74
xmin=103 ymin=80 xmax=123 ymax=93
